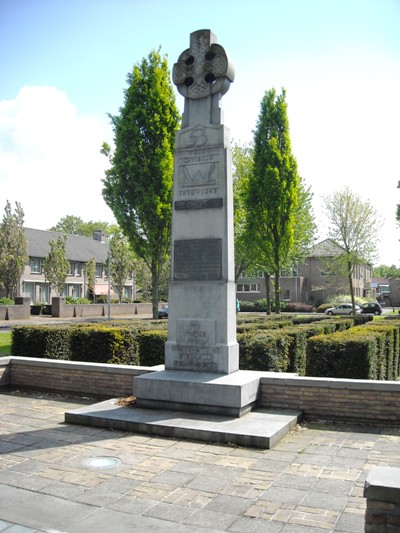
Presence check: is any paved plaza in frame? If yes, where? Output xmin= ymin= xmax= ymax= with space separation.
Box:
xmin=0 ymin=391 xmax=399 ymax=532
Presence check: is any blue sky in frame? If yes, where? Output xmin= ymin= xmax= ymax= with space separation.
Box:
xmin=1 ymin=0 xmax=399 ymax=265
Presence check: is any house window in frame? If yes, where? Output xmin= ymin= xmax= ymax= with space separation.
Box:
xmin=237 ymin=283 xmax=260 ymax=293
xmin=30 ymin=258 xmax=41 ymax=274
xmin=281 ymin=289 xmax=290 ymax=301
xmin=76 ymin=262 xmax=82 ymax=276
xmin=95 ymin=264 xmax=103 ymax=278
xmin=68 ymin=261 xmax=75 ymax=276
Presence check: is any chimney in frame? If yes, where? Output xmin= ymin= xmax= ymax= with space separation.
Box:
xmin=93 ymin=229 xmax=107 ymax=243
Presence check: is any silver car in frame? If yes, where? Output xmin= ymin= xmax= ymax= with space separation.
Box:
xmin=325 ymin=303 xmax=361 ymax=316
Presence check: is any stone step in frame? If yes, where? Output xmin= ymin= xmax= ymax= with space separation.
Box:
xmin=65 ymin=400 xmax=302 ymax=449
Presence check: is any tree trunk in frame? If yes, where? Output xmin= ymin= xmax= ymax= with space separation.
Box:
xmin=264 ymin=271 xmax=272 ymax=315
xmin=348 ymin=261 xmax=356 ymax=313
xmin=274 ymin=271 xmax=281 ymax=314
xmin=151 ymin=258 xmax=159 ymax=319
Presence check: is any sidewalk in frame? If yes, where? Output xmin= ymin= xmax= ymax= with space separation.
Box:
xmin=1 ymin=391 xmax=400 ymax=532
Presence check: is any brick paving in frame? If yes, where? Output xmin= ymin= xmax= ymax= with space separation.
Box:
xmin=0 ymin=391 xmax=400 ymax=532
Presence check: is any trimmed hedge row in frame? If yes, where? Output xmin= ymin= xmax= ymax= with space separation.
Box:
xmin=306 ymin=320 xmax=400 ymax=380
xmin=11 ymin=316 xmax=400 ymax=380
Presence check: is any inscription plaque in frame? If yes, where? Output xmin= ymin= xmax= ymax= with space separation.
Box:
xmin=174 ymin=238 xmax=222 ymax=281
xmin=175 ymin=198 xmax=223 ymax=210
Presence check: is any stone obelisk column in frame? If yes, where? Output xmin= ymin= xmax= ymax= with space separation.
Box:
xmin=164 ymin=29 xmax=238 ymax=374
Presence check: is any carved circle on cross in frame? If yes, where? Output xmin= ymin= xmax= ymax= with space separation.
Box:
xmin=173 ymin=41 xmax=234 ymax=99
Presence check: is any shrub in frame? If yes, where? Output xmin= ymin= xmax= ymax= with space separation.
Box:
xmin=69 ymin=325 xmax=139 ymax=365
xmin=66 ymin=296 xmax=91 ymax=304
xmin=306 ymin=331 xmax=378 ymax=379
xmin=12 ymin=326 xmax=72 ymax=360
xmin=238 ymin=331 xmax=290 ymax=372
xmin=285 ymin=302 xmax=315 ymax=313
xmin=137 ymin=329 xmax=168 ymax=366
xmin=0 ymin=297 xmax=14 ymax=305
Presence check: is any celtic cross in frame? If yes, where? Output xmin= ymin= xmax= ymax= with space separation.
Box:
xmin=173 ymin=30 xmax=234 ymax=127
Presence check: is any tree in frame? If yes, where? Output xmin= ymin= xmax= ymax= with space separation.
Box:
xmin=109 ymin=233 xmax=135 ymax=302
xmin=232 ymin=143 xmax=257 ymax=281
xmin=246 ymin=88 xmax=300 ymax=314
xmin=42 ymin=235 xmax=70 ymax=297
xmin=0 ymin=201 xmax=28 ymax=299
xmin=102 ymin=48 xmax=180 ymax=319
xmin=373 ymin=264 xmax=400 ymax=278
xmin=85 ymin=257 xmax=96 ymax=300
xmin=323 ymin=186 xmax=382 ymax=313
xmin=49 ymin=216 xmax=117 ymax=238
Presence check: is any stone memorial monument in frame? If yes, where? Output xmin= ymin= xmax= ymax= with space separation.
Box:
xmin=165 ymin=28 xmax=238 ymax=375
xmin=134 ymin=30 xmax=261 ymax=416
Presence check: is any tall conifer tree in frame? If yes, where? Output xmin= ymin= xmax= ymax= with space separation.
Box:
xmin=247 ymin=89 xmax=299 ymax=314
xmin=102 ymin=49 xmax=180 ymax=318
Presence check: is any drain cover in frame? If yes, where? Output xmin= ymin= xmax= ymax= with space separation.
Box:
xmin=84 ymin=457 xmax=121 ymax=469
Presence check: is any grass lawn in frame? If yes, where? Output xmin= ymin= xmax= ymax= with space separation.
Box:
xmin=0 ymin=332 xmax=12 ymax=357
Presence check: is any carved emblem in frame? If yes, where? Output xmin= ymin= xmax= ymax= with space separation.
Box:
xmin=173 ymin=29 xmax=234 ymax=99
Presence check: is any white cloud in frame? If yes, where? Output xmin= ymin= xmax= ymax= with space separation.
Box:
xmin=0 ymin=86 xmax=115 ymax=229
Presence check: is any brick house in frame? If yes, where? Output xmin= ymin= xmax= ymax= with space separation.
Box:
xmin=5 ymin=228 xmax=135 ymax=304
xmin=237 ymin=238 xmax=373 ymax=306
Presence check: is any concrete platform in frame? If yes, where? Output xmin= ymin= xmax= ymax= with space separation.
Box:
xmin=65 ymin=399 xmax=302 ymax=449
xmin=134 ymin=369 xmax=264 ymax=417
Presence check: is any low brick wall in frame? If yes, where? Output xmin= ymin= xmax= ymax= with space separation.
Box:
xmin=260 ymin=374 xmax=400 ymax=425
xmin=0 ymin=357 xmax=159 ymax=398
xmin=0 ymin=300 xmax=30 ymax=321
xmin=51 ymin=298 xmax=153 ymax=318
xmin=364 ymin=466 xmax=400 ymax=532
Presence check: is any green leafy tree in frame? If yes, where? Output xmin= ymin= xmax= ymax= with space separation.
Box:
xmin=102 ymin=48 xmax=180 ymax=318
xmin=42 ymin=235 xmax=70 ymax=297
xmin=246 ymin=88 xmax=300 ymax=314
xmin=323 ymin=186 xmax=382 ymax=313
xmin=288 ymin=177 xmax=317 ymax=265
xmin=232 ymin=143 xmax=257 ymax=281
xmin=85 ymin=257 xmax=96 ymax=300
xmin=0 ymin=201 xmax=28 ymax=299
xmin=49 ymin=216 xmax=117 ymax=238
xmin=373 ymin=264 xmax=400 ymax=278
xmin=109 ymin=233 xmax=135 ymax=302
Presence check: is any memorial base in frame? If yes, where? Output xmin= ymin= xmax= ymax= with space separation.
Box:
xmin=133 ymin=369 xmax=262 ymax=418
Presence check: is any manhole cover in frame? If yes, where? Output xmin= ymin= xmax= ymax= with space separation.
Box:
xmin=84 ymin=457 xmax=121 ymax=469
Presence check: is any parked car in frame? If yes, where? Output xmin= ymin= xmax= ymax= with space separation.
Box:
xmin=325 ymin=303 xmax=361 ymax=316
xmin=158 ymin=304 xmax=168 ymax=319
xmin=360 ymin=302 xmax=383 ymax=315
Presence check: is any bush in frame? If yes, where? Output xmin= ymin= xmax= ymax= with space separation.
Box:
xmin=66 ymin=296 xmax=91 ymax=304
xmin=137 ymin=330 xmax=168 ymax=366
xmin=306 ymin=331 xmax=378 ymax=379
xmin=285 ymin=302 xmax=315 ymax=313
xmin=69 ymin=325 xmax=139 ymax=365
xmin=238 ymin=331 xmax=290 ymax=372
xmin=0 ymin=297 xmax=14 ymax=305
xmin=12 ymin=326 xmax=72 ymax=360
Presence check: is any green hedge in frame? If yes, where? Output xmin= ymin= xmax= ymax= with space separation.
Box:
xmin=306 ymin=331 xmax=378 ymax=379
xmin=238 ymin=331 xmax=290 ymax=372
xmin=12 ymin=326 xmax=72 ymax=360
xmin=137 ymin=330 xmax=168 ymax=367
xmin=69 ymin=325 xmax=139 ymax=365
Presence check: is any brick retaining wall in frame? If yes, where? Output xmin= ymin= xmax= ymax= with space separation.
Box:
xmin=1 ymin=358 xmax=400 ymax=425
xmin=0 ymin=357 xmax=158 ymax=398
xmin=260 ymin=375 xmax=400 ymax=425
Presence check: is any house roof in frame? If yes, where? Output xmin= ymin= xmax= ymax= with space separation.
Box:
xmin=24 ymin=228 xmax=109 ymax=263
xmin=308 ymin=238 xmax=345 ymax=258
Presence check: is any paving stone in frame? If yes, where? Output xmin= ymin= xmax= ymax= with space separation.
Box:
xmin=183 ymin=509 xmax=237 ymax=529
xmin=260 ymin=485 xmax=308 ymax=505
xmin=204 ymin=494 xmax=254 ymax=515
xmin=334 ymin=510 xmax=366 ymax=532
xmin=142 ymin=501 xmax=194 ymax=522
